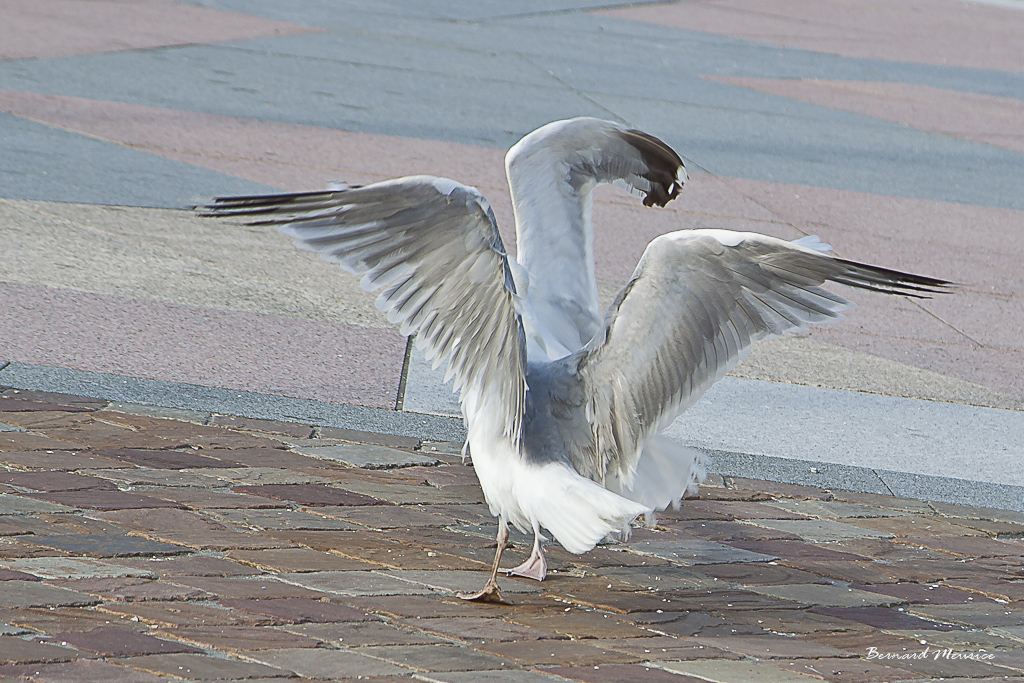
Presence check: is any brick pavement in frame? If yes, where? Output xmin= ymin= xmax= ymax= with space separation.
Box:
xmin=2 ymin=388 xmax=1023 ymax=682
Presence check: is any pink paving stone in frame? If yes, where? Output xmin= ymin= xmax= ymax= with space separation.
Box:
xmin=0 ymin=0 xmax=319 ymax=61
xmin=917 ymin=292 xmax=1024 ymax=351
xmin=785 ymin=224 xmax=1022 ymax=301
xmin=720 ymin=177 xmax=1024 ymax=288
xmin=589 ymin=188 xmax=802 ymax=285
xmin=218 ymin=597 xmax=376 ymax=623
xmin=52 ymin=627 xmax=202 ymax=656
xmin=1 ymin=390 xmax=107 ymax=410
xmin=0 ymin=471 xmax=116 ymax=492
xmin=808 ymin=606 xmax=960 ymax=631
xmin=0 ymin=282 xmax=405 ymax=409
xmin=148 ymin=624 xmax=321 ymax=651
xmin=710 ymin=78 xmax=1024 ymax=155
xmin=807 ymin=292 xmax=972 ymax=347
xmin=0 ymin=398 xmax=92 ymax=413
xmin=811 ymin=330 xmax=1024 ymax=397
xmin=139 ymin=487 xmax=288 ymax=510
xmin=598 ymin=0 xmax=1024 ymax=72
xmin=714 ymin=177 xmax=1024 ymax=397
xmin=230 ymin=484 xmax=389 ymax=507
xmin=545 ymin=664 xmax=706 ymax=683
xmin=0 ymin=88 xmax=508 ymax=204
xmin=647 ymin=173 xmax=783 ymax=224
xmin=87 ymin=448 xmax=243 ymax=470
xmin=17 ymin=659 xmax=169 ymax=683
xmin=0 ymin=638 xmax=80 ymax=665
xmin=0 ymin=568 xmax=40 ymax=581
xmin=23 ymin=489 xmax=184 ymax=511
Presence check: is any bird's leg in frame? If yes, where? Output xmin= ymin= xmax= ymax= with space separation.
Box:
xmin=503 ymin=526 xmax=547 ymax=581
xmin=459 ymin=522 xmax=513 ymax=605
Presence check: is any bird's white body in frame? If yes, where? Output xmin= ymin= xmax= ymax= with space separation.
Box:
xmin=462 ymin=384 xmax=649 ymax=555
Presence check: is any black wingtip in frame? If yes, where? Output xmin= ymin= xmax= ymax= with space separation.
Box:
xmin=193 ymin=188 xmax=356 ymax=220
xmin=833 ymin=258 xmax=957 ymax=298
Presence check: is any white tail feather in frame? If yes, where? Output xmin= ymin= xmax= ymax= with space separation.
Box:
xmin=465 ymin=385 xmax=650 ymax=556
xmin=516 ymin=463 xmax=649 ymax=554
xmin=608 ymin=435 xmax=706 ymax=512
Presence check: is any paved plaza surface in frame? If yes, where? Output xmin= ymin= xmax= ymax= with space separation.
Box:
xmin=1 ymin=389 xmax=1024 ymax=683
xmin=1 ymin=0 xmax=1024 ymax=680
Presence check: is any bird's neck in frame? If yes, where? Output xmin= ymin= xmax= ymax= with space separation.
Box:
xmin=511 ymin=182 xmax=601 ymax=360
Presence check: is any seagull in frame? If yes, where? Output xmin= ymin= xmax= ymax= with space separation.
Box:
xmin=198 ymin=117 xmax=951 ymax=604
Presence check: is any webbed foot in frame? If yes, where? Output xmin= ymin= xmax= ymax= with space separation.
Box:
xmin=458 ymin=579 xmax=513 ymax=605
xmin=503 ymin=532 xmax=547 ymax=581
xmin=503 ymin=551 xmax=547 ymax=581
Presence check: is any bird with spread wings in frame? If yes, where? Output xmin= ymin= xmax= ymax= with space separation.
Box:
xmin=199 ymin=117 xmax=950 ymax=604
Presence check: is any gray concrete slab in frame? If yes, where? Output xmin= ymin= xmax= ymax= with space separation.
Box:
xmin=403 ymin=338 xmax=462 ymax=418
xmin=664 ymin=376 xmax=1024 ymax=487
xmin=0 ymin=112 xmax=270 ymax=208
xmin=407 ymin=346 xmax=1024 ymax=485
xmin=701 ymin=448 xmax=892 ymax=496
xmin=878 ymin=470 xmax=1024 ymax=508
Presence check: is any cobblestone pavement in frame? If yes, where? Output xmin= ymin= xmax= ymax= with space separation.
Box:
xmin=2 ymin=388 xmax=1023 ymax=683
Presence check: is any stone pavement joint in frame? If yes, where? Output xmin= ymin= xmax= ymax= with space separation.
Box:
xmin=0 ymin=391 xmax=1022 ymax=681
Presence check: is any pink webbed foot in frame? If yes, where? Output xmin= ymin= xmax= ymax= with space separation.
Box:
xmin=503 ymin=539 xmax=547 ymax=581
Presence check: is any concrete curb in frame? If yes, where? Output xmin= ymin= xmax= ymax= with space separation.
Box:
xmin=3 ymin=360 xmax=1022 ymax=512
xmin=704 ymin=448 xmax=1024 ymax=513
xmin=0 ymin=361 xmax=464 ymax=443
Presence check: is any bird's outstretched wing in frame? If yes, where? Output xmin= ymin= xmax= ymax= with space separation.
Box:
xmin=506 ymin=117 xmax=687 ymax=360
xmin=566 ymin=229 xmax=952 ymax=487
xmin=197 ymin=176 xmax=528 ymax=443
